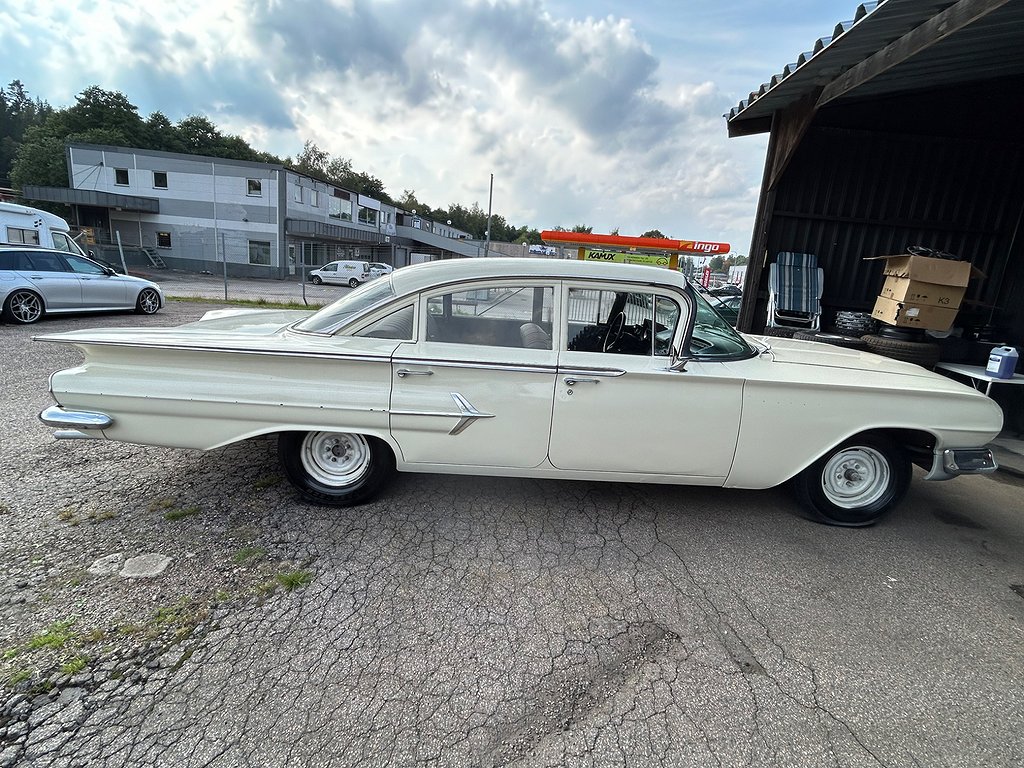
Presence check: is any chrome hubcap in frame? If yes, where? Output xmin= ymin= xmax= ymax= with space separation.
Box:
xmin=300 ymin=432 xmax=371 ymax=488
xmin=821 ymin=446 xmax=890 ymax=509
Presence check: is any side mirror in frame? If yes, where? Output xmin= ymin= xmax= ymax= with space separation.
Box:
xmin=668 ymin=350 xmax=692 ymax=372
xmin=103 ymin=267 xmax=117 ymax=276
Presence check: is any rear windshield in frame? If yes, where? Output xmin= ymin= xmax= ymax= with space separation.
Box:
xmin=293 ymin=276 xmax=397 ymax=333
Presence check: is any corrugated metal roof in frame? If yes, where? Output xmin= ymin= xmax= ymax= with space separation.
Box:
xmin=727 ymin=0 xmax=1024 ymax=132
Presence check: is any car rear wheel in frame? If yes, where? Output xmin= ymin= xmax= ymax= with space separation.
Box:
xmin=3 ymin=289 xmax=44 ymax=324
xmin=311 ymin=275 xmax=323 ymax=285
xmin=134 ymin=288 xmax=161 ymax=315
xmin=278 ymin=431 xmax=394 ymax=506
xmin=793 ymin=435 xmax=910 ymax=526
xmin=348 ymin=278 xmax=359 ymax=288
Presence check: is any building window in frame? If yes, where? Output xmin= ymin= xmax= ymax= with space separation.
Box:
xmin=247 ymin=178 xmax=262 ymax=196
xmin=6 ymin=227 xmax=40 ymax=245
xmin=156 ymin=231 xmax=172 ymax=248
xmin=115 ymin=168 xmax=129 ymax=185
xmin=292 ymin=185 xmax=303 ymax=204
xmin=248 ymin=240 xmax=272 ymax=266
xmin=309 ymin=189 xmax=319 ymax=207
xmin=153 ymin=171 xmax=168 ymax=189
xmin=358 ymin=207 xmax=378 ymax=226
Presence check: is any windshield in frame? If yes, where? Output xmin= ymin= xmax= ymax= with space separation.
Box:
xmin=293 ymin=277 xmax=397 ymax=333
xmin=689 ymin=290 xmax=754 ymax=358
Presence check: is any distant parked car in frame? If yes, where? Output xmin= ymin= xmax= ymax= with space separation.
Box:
xmin=38 ymin=258 xmax=1001 ymax=527
xmin=309 ymin=260 xmax=371 ymax=287
xmin=369 ymin=263 xmax=394 ymax=278
xmin=0 ymin=246 xmax=163 ymax=324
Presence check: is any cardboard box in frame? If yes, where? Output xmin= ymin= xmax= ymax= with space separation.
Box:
xmin=864 ymin=254 xmax=983 ymax=287
xmin=871 ymin=295 xmax=959 ymax=332
xmin=878 ymin=276 xmax=967 ymax=308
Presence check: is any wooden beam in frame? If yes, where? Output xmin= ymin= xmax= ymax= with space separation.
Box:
xmin=818 ymin=0 xmax=1012 ymax=108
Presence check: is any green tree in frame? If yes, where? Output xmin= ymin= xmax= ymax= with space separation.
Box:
xmin=641 ymin=229 xmax=667 ymax=239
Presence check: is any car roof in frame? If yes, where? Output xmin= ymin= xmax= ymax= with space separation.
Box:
xmin=389 ymin=257 xmax=688 ymax=295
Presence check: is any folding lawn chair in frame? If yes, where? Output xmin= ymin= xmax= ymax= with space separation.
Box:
xmin=767 ymin=252 xmax=823 ymax=331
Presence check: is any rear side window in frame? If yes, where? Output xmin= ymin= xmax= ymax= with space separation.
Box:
xmin=27 ymin=252 xmax=67 ymax=272
xmin=0 ymin=251 xmax=34 ymax=270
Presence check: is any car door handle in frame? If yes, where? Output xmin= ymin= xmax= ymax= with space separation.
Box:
xmin=563 ymin=376 xmax=600 ymax=385
xmin=396 ymin=369 xmax=434 ymax=378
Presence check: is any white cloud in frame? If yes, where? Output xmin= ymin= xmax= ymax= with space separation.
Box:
xmin=0 ymin=0 xmax=773 ymax=249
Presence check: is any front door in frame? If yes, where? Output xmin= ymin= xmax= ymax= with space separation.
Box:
xmin=64 ymin=253 xmax=129 ymax=308
xmin=389 ymin=282 xmax=557 ymax=468
xmin=548 ymin=284 xmax=742 ymax=480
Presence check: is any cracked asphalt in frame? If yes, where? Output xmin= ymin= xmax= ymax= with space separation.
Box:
xmin=1 ymin=301 xmax=1023 ymax=767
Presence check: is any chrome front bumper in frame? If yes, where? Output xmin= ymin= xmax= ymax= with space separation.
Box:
xmin=39 ymin=406 xmax=112 ymax=439
xmin=924 ymin=447 xmax=998 ymax=481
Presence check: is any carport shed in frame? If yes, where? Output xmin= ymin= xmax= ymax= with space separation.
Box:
xmin=727 ymin=0 xmax=1024 ymax=367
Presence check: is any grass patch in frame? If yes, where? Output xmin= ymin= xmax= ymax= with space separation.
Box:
xmin=27 ymin=619 xmax=77 ymax=652
xmin=166 ymin=296 xmax=323 ymax=311
xmin=147 ymin=498 xmax=176 ymax=513
xmin=232 ymin=546 xmax=267 ymax=565
xmin=7 ymin=668 xmax=31 ymax=687
xmin=60 ymin=656 xmax=88 ymax=676
xmin=164 ymin=505 xmax=201 ymax=521
xmin=0 ymin=503 xmax=10 ymax=515
xmin=275 ymin=569 xmax=313 ymax=592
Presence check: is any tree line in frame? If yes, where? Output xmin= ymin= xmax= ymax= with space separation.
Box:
xmin=1 ymin=81 xmax=676 ymax=244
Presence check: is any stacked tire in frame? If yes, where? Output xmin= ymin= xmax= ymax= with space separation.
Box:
xmin=862 ymin=334 xmax=941 ymax=368
xmin=792 ymin=330 xmax=867 ymax=350
xmin=833 ymin=311 xmax=878 ymax=338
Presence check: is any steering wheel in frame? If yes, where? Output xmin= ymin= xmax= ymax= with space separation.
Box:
xmin=603 ymin=312 xmax=626 ymax=352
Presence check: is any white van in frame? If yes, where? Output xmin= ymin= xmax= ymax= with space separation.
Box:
xmin=308 ymin=260 xmax=372 ymax=287
xmin=0 ymin=202 xmax=89 ymax=257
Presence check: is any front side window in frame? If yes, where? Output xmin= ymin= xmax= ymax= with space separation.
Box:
xmin=247 ymin=178 xmax=263 ymax=196
xmin=63 ymin=254 xmax=106 ymax=275
xmin=565 ymin=288 xmax=679 ymax=356
xmin=50 ymin=232 xmax=74 ymax=252
xmin=248 ymin=240 xmax=271 ymax=266
xmin=115 ymin=168 xmax=129 ymax=185
xmin=426 ymin=285 xmax=554 ymax=349
xmin=689 ymin=291 xmax=754 ymax=358
xmin=7 ymin=227 xmax=40 ymax=245
xmin=153 ymin=171 xmax=168 ymax=189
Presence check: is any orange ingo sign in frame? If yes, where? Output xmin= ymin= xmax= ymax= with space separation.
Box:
xmin=541 ymin=230 xmax=730 ymax=257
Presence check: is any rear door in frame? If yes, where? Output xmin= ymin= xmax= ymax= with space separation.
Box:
xmin=389 ymin=281 xmax=558 ymax=468
xmin=23 ymin=251 xmax=81 ymax=309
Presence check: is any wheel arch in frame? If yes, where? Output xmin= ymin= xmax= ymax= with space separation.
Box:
xmin=777 ymin=426 xmax=936 ymax=486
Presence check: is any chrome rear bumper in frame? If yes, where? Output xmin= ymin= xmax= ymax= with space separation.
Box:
xmin=39 ymin=406 xmax=112 ymax=437
xmin=924 ymin=447 xmax=998 ymax=481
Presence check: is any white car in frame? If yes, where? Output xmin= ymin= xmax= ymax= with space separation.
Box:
xmin=38 ymin=258 xmax=1000 ymax=526
xmin=308 ymin=260 xmax=371 ymax=287
xmin=1 ymin=246 xmax=163 ymax=324
xmin=369 ymin=262 xmax=394 ymax=278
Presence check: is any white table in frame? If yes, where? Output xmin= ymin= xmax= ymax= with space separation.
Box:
xmin=935 ymin=362 xmax=1024 ymax=396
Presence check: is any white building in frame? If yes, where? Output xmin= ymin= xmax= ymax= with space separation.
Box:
xmin=23 ymin=143 xmax=478 ymax=277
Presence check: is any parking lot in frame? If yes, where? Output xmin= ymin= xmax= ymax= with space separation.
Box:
xmin=1 ymin=300 xmax=1023 ymax=767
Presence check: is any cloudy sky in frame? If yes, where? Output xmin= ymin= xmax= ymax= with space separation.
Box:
xmin=2 ymin=0 xmax=860 ymax=252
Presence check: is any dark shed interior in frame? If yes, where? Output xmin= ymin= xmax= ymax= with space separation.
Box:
xmin=728 ymin=0 xmax=1024 ymax=429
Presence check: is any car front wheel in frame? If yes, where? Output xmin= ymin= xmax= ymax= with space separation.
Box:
xmin=278 ymin=431 xmax=394 ymax=506
xmin=793 ymin=436 xmax=910 ymax=526
xmin=3 ymin=289 xmax=44 ymax=324
xmin=134 ymin=288 xmax=161 ymax=315
xmin=311 ymin=275 xmax=323 ymax=285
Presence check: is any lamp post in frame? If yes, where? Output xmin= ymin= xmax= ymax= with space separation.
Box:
xmin=484 ymin=173 xmax=493 ymax=258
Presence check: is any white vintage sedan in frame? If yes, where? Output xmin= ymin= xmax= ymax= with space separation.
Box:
xmin=38 ymin=258 xmax=1001 ymax=526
